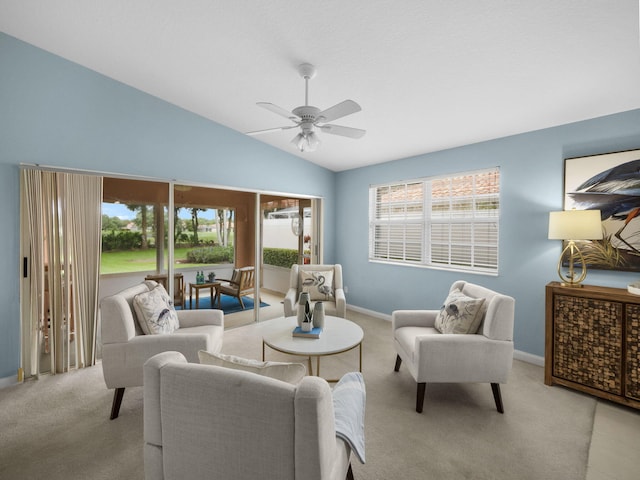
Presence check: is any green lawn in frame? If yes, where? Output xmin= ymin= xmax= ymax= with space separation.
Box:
xmin=101 ymin=247 xmax=215 ymax=274
xmin=100 ymin=231 xmax=233 ymax=274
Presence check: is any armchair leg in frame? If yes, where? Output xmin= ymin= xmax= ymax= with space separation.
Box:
xmin=346 ymin=463 xmax=354 ymax=480
xmin=110 ymin=387 xmax=125 ymax=420
xmin=416 ymin=383 xmax=426 ymax=413
xmin=394 ymin=354 xmax=402 ymax=372
xmin=491 ymin=383 xmax=504 ymax=414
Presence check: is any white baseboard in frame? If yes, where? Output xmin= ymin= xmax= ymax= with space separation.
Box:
xmin=347 ymin=304 xmax=391 ymax=321
xmin=514 ymin=350 xmax=544 ymax=367
xmin=348 ymin=305 xmax=545 ymax=367
xmin=0 ymin=375 xmax=18 ymax=389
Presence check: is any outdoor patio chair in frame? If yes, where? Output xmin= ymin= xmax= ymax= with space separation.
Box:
xmin=144 ymin=273 xmax=185 ymax=308
xmin=216 ymin=266 xmax=256 ymax=309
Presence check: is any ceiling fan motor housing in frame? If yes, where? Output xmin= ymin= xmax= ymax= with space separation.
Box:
xmin=292 ymin=105 xmax=321 ymax=122
xmin=293 ymin=106 xmax=321 ymax=133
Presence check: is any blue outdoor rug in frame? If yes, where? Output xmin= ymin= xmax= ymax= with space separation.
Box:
xmin=179 ymin=294 xmax=268 ymax=315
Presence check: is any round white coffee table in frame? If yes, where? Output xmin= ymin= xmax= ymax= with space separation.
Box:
xmin=261 ymin=316 xmax=363 ymax=381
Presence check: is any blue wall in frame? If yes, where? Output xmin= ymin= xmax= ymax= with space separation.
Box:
xmin=335 ymin=109 xmax=640 ymax=357
xmin=2 ymin=32 xmax=640 ymax=380
xmin=0 ymin=33 xmax=336 ymax=380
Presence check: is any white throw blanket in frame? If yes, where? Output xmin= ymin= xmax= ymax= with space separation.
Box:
xmin=332 ymin=372 xmax=366 ymax=463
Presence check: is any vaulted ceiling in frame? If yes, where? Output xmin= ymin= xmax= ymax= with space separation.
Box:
xmin=1 ymin=1 xmax=639 ymax=171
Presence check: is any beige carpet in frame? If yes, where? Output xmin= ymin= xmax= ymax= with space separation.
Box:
xmin=0 ymin=311 xmax=596 ymax=479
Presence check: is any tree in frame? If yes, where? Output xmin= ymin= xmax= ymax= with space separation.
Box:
xmin=189 ymin=208 xmax=206 ymax=245
xmin=101 ymin=214 xmax=125 ymax=231
xmin=226 ymin=210 xmax=234 ymax=246
xmin=127 ymin=204 xmax=149 ymax=249
xmin=217 ymin=209 xmax=226 ymax=246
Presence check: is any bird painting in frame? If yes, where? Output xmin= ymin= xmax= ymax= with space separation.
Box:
xmin=567 ymin=156 xmax=640 ymax=269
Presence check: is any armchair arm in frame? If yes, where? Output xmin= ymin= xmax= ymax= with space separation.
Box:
xmin=392 ymin=309 xmax=439 ymax=330
xmin=334 ymin=288 xmax=347 ymax=317
xmin=128 ymin=332 xmax=212 ymax=354
xmin=414 ymin=334 xmax=514 ymax=383
xmin=102 ymin=334 xmax=211 ymax=388
xmin=177 ymin=309 xmax=224 ymax=328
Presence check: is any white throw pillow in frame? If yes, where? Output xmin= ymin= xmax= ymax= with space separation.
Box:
xmin=434 ymin=288 xmax=485 ymax=334
xmin=198 ymin=351 xmax=306 ymax=384
xmin=133 ymin=284 xmax=180 ymax=335
xmin=299 ymin=270 xmax=334 ymax=301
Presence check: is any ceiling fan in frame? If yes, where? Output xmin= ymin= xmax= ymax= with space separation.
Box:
xmin=246 ymin=63 xmax=365 ymax=152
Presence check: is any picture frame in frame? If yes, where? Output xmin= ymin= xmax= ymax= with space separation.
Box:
xmin=564 ymin=148 xmax=640 ymax=272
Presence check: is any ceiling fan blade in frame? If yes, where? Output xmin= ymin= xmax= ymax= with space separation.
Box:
xmin=316 ymin=100 xmax=361 ymax=123
xmin=257 ymin=102 xmax=300 ymax=121
xmin=318 ymin=124 xmax=366 ymax=139
xmin=246 ymin=125 xmax=298 ymax=136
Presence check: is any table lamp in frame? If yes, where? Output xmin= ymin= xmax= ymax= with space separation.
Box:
xmin=548 ymin=209 xmax=603 ymax=287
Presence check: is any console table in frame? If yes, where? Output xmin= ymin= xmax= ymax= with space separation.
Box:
xmin=545 ymin=282 xmax=640 ymax=410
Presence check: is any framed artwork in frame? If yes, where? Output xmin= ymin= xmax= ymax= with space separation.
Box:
xmin=564 ymin=148 xmax=640 ymax=272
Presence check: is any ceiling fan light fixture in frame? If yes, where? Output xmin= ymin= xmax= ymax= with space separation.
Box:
xmin=307 ymin=131 xmax=320 ymax=149
xmin=291 ymin=132 xmax=320 ymax=152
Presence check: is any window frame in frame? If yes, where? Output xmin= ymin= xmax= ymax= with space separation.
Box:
xmin=368 ymin=167 xmax=500 ymax=275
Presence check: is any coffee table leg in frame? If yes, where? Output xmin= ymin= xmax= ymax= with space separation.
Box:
xmin=308 ymin=356 xmax=313 ymax=376
xmin=262 ymin=341 xmax=265 ymax=361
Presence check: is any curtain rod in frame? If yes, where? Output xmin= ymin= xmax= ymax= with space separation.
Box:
xmin=18 ymin=163 xmax=322 ymax=200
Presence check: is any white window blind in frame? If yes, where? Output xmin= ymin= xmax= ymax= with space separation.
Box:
xmin=369 ymin=168 xmax=500 ymax=274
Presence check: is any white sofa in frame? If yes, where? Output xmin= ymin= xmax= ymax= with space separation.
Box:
xmin=100 ymin=281 xmax=224 ymax=419
xmin=284 ymin=264 xmax=347 ymax=318
xmin=392 ymin=280 xmax=515 ymax=413
xmin=144 ymin=351 xmax=361 ymax=480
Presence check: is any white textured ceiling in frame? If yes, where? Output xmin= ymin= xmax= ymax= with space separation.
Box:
xmin=1 ymin=1 xmax=640 ymax=172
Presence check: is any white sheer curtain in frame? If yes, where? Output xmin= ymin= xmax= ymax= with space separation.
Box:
xmin=21 ymin=169 xmax=102 ymax=376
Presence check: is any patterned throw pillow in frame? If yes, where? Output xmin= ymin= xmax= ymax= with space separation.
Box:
xmin=198 ymin=351 xmax=306 ymax=384
xmin=434 ymin=288 xmax=486 ymax=334
xmin=299 ymin=270 xmax=334 ymax=301
xmin=133 ymin=284 xmax=180 ymax=335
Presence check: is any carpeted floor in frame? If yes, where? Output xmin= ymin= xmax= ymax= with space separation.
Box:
xmin=0 ymin=311 xmax=596 ymax=480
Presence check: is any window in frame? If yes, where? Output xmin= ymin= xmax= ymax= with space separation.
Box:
xmin=369 ymin=168 xmax=500 ymax=274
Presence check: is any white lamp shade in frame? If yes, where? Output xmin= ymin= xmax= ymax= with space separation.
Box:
xmin=548 ymin=210 xmax=603 ymax=240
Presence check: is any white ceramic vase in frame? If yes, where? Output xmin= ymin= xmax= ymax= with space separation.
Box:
xmin=313 ymin=302 xmax=325 ymax=329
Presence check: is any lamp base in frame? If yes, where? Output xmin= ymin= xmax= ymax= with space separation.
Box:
xmin=560 ymin=282 xmax=584 ymax=288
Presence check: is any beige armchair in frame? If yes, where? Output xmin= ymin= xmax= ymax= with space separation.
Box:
xmin=100 ymin=281 xmax=224 ymax=419
xmin=392 ymin=280 xmax=515 ymax=413
xmin=284 ymin=264 xmax=346 ymax=318
xmin=144 ymin=351 xmax=364 ymax=480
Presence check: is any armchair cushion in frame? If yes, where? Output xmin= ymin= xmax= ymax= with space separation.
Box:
xmin=133 ymin=284 xmax=180 ymax=335
xmin=198 ymin=351 xmax=306 ymax=384
xmin=434 ymin=288 xmax=485 ymax=334
xmin=300 ymin=270 xmax=334 ymax=301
